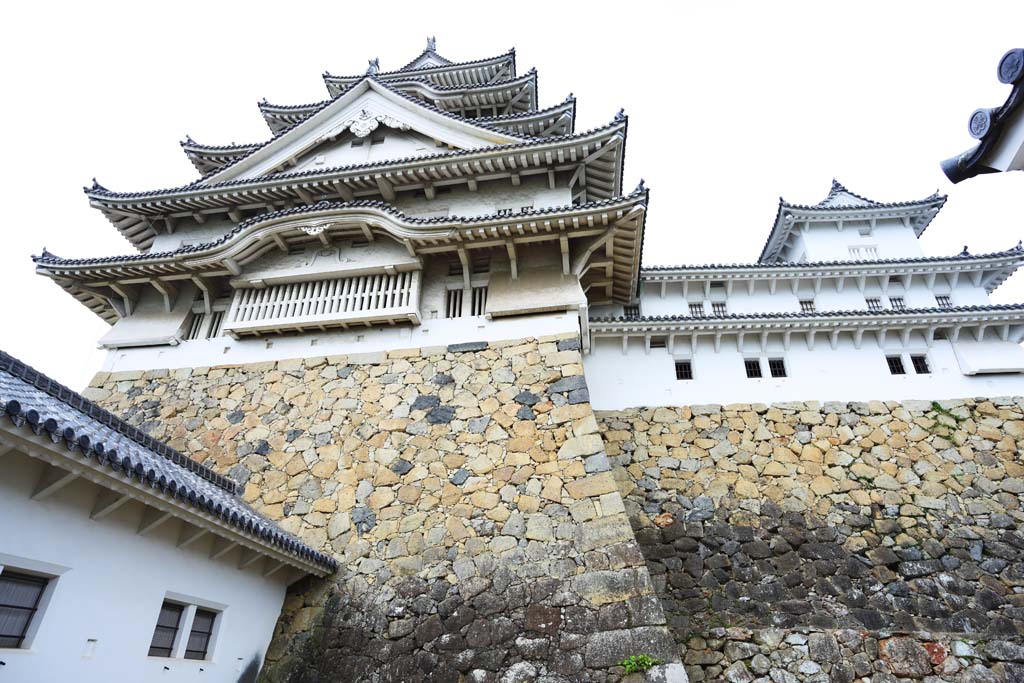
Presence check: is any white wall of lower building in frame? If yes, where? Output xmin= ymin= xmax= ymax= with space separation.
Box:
xmin=0 ymin=452 xmax=292 ymax=683
xmin=584 ymin=334 xmax=1024 ymax=409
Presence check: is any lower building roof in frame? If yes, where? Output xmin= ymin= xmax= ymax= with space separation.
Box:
xmin=0 ymin=350 xmax=337 ymax=576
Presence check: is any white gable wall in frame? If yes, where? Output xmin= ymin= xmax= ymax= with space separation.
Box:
xmin=290 ymin=129 xmax=445 ymax=173
xmin=778 ymin=216 xmax=925 ymax=263
xmin=0 ymin=451 xmax=290 ymax=683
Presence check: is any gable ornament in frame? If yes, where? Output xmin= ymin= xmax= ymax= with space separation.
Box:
xmin=342 ymin=109 xmax=411 ymax=138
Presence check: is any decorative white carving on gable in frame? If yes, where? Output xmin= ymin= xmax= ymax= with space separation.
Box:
xmin=343 ymin=110 xmax=412 ymax=138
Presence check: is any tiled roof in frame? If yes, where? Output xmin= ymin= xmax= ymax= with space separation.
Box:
xmin=323 ymin=48 xmax=515 ymax=82
xmin=942 ymin=48 xmax=1024 ymax=184
xmin=0 ymin=350 xmax=337 ymax=574
xmin=37 ymin=190 xmax=648 ymax=268
xmin=590 ymin=303 xmax=1024 ymax=324
xmin=642 ymin=244 xmax=1024 ymax=272
xmin=86 ymin=111 xmax=625 ymax=201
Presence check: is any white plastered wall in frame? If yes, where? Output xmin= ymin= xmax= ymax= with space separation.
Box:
xmin=0 ymin=451 xmax=292 ymax=683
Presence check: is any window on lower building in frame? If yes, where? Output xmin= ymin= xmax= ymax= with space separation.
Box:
xmin=689 ymin=302 xmax=705 ymax=317
xmin=889 ymin=297 xmax=906 ymax=311
xmin=0 ymin=571 xmax=49 ymax=649
xmin=935 ymin=295 xmax=952 ymax=309
xmin=911 ymin=355 xmax=930 ymax=374
xmin=185 ymin=313 xmax=206 ymax=341
xmin=865 ymin=298 xmax=882 ymax=311
xmin=674 ymin=360 xmax=693 ymax=380
xmin=148 ymin=601 xmax=184 ymax=657
xmin=799 ymin=299 xmax=816 ymax=313
xmin=470 ymin=286 xmax=488 ymax=317
xmin=623 ymin=305 xmax=640 ymax=318
xmin=744 ymin=359 xmax=762 ymax=378
xmin=711 ymin=302 xmax=728 ymax=316
xmin=886 ymin=356 xmax=906 ymax=375
xmin=768 ymin=358 xmax=787 ymax=378
xmin=184 ymin=609 xmax=217 ymax=660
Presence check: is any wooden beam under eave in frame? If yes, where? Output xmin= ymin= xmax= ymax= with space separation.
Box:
xmin=263 ymin=559 xmax=288 ymax=578
xmin=90 ymin=489 xmax=132 ymax=519
xmin=138 ymin=506 xmax=174 ymax=535
xmin=31 ymin=465 xmax=77 ymax=501
xmin=210 ymin=538 xmax=237 ymax=561
xmin=506 ymin=241 xmax=518 ymax=280
xmin=560 ymin=235 xmax=570 ymax=275
xmin=109 ymin=282 xmax=137 ymax=316
xmin=374 ymin=175 xmax=396 ymax=201
xmin=239 ymin=548 xmax=263 ymax=570
xmin=271 ymin=233 xmax=289 ymax=253
xmin=149 ymin=279 xmax=178 ymax=313
xmin=177 ymin=525 xmax=208 ymax=549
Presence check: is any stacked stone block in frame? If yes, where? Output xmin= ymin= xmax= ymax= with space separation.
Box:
xmin=86 ymin=335 xmax=685 ymax=683
xmin=598 ymin=398 xmax=1024 ymax=682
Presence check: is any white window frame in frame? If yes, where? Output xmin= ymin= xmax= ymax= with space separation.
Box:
xmin=149 ymin=592 xmax=227 ymax=663
xmin=0 ymin=554 xmax=69 ymax=652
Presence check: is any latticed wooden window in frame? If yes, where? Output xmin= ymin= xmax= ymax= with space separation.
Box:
xmin=935 ymin=295 xmax=952 ymax=309
xmin=689 ymin=303 xmax=705 ymax=317
xmin=148 ymin=601 xmax=184 ymax=657
xmin=799 ymin=299 xmax=816 ymax=313
xmin=768 ymin=358 xmax=787 ymax=378
xmin=886 ymin=356 xmax=906 ymax=375
xmin=711 ymin=302 xmax=728 ymax=316
xmin=0 ymin=572 xmax=48 ymax=648
xmin=911 ymin=355 xmax=930 ymax=374
xmin=865 ymin=298 xmax=882 ymax=311
xmin=184 ymin=609 xmax=217 ymax=660
xmin=744 ymin=359 xmax=762 ymax=378
xmin=674 ymin=360 xmax=693 ymax=380
xmin=889 ymin=297 xmax=906 ymax=311
xmin=623 ymin=305 xmax=640 ymax=318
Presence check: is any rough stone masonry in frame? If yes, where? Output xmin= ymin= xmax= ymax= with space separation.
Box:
xmin=599 ymin=398 xmax=1024 ymax=683
xmin=85 ymin=334 xmax=685 ymax=683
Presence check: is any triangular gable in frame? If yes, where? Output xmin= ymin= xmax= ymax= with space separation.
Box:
xmin=402 ymin=50 xmax=453 ymax=71
xmin=202 ymin=79 xmax=523 ymax=185
xmin=814 ymin=180 xmax=878 ymax=208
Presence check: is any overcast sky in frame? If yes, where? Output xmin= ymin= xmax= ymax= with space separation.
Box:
xmin=2 ymin=1 xmax=1022 ymax=389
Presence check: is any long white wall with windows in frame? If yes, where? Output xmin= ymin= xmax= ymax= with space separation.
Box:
xmin=0 ymin=450 xmax=291 ymax=683
xmin=584 ymin=334 xmax=1024 ymax=408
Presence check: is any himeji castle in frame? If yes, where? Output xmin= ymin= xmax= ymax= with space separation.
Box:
xmin=8 ymin=40 xmax=1024 ymax=683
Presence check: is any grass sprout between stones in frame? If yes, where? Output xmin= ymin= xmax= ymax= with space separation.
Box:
xmin=620 ymin=654 xmax=660 ymax=674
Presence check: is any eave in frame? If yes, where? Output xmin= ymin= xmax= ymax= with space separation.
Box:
xmin=589 ymin=305 xmax=1024 ymax=349
xmin=324 ymin=50 xmax=517 ymax=96
xmin=86 ymin=116 xmax=627 ymax=251
xmin=181 ymin=138 xmax=262 ymax=175
xmin=39 ymin=192 xmax=647 ymax=321
xmin=641 ymin=246 xmax=1024 ymax=295
xmin=759 ymin=193 xmax=948 ymax=264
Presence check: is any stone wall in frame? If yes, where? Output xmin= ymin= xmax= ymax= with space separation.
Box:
xmin=598 ymin=398 xmax=1024 ymax=683
xmin=86 ymin=336 xmax=685 ymax=683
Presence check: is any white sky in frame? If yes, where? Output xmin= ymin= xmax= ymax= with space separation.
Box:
xmin=2 ymin=1 xmax=1023 ymax=390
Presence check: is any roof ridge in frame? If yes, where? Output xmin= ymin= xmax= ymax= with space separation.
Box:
xmin=642 ymin=243 xmax=1024 ymax=271
xmin=591 ymin=303 xmax=1024 ymax=323
xmin=324 ymin=48 xmax=515 ymax=82
xmin=0 ymin=350 xmax=237 ymax=495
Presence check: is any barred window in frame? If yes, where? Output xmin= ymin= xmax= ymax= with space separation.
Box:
xmin=711 ymin=302 xmax=728 ymax=316
xmin=148 ymin=601 xmax=184 ymax=657
xmin=0 ymin=572 xmax=48 ymax=649
xmin=865 ymin=298 xmax=882 ymax=312
xmin=470 ymin=286 xmax=488 ymax=317
xmin=799 ymin=299 xmax=816 ymax=313
xmin=768 ymin=358 xmax=787 ymax=378
xmin=935 ymin=295 xmax=952 ymax=309
xmin=889 ymin=297 xmax=906 ymax=311
xmin=623 ymin=305 xmax=640 ymax=318
xmin=886 ymin=356 xmax=906 ymax=375
xmin=674 ymin=360 xmax=693 ymax=381
xmin=689 ymin=303 xmax=705 ymax=317
xmin=184 ymin=609 xmax=217 ymax=661
xmin=444 ymin=289 xmax=463 ymax=319
xmin=911 ymin=355 xmax=930 ymax=374
xmin=744 ymin=359 xmax=762 ymax=378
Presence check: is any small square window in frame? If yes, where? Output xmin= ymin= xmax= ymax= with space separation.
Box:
xmin=623 ymin=305 xmax=640 ymax=318
xmin=744 ymin=359 xmax=762 ymax=378
xmin=865 ymin=298 xmax=882 ymax=311
xmin=711 ymin=302 xmax=728 ymax=316
xmin=0 ymin=571 xmax=49 ymax=649
xmin=799 ymin=299 xmax=816 ymax=313
xmin=768 ymin=358 xmax=787 ymax=378
xmin=889 ymin=297 xmax=906 ymax=311
xmin=650 ymin=337 xmax=667 ymax=349
xmin=911 ymin=355 xmax=930 ymax=374
xmin=935 ymin=295 xmax=952 ymax=309
xmin=674 ymin=360 xmax=693 ymax=380
xmin=370 ymin=130 xmax=386 ymax=145
xmin=886 ymin=356 xmax=906 ymax=375
xmin=689 ymin=303 xmax=705 ymax=317
xmin=148 ymin=601 xmax=184 ymax=657
xmin=184 ymin=609 xmax=217 ymax=660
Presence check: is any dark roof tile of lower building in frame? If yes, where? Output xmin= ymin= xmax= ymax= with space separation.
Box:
xmin=0 ymin=350 xmax=337 ymax=574
xmin=590 ymin=303 xmax=1024 ymax=324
